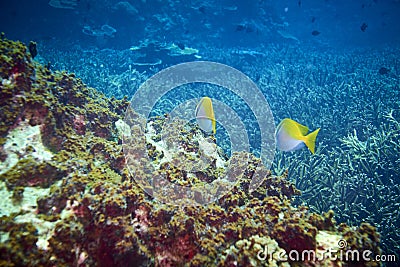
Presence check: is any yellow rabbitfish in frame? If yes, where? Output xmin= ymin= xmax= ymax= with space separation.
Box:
xmin=276 ymin=118 xmax=320 ymax=154
xmin=195 ymin=97 xmax=216 ymax=134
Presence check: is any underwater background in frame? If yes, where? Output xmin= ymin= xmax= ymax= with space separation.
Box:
xmin=1 ymin=0 xmax=400 ymax=266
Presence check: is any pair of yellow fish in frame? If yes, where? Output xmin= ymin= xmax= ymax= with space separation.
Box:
xmin=195 ymin=97 xmax=320 ymax=154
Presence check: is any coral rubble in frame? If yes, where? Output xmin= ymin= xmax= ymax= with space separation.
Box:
xmin=0 ymin=37 xmax=381 ymax=266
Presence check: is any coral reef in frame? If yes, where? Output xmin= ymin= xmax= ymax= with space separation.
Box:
xmin=247 ymin=46 xmax=400 ymax=262
xmin=82 ymin=25 xmax=117 ymax=38
xmin=0 ymin=37 xmax=382 ymax=266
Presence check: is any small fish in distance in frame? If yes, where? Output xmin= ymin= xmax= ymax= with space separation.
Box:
xmin=378 ymin=67 xmax=390 ymax=75
xmin=235 ymin=24 xmax=245 ymax=32
xmin=361 ymin=23 xmax=368 ymax=32
xmin=176 ymin=43 xmax=185 ymax=50
xmin=198 ymin=6 xmax=206 ymax=14
xmin=311 ymin=30 xmax=320 ymax=36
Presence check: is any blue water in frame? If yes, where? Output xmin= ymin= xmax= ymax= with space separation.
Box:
xmin=1 ymin=0 xmax=399 ymax=265
xmin=2 ymin=0 xmax=400 ymax=49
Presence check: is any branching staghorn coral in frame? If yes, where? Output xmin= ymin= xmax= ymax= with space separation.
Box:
xmin=271 ymin=113 xmax=400 ymax=261
xmin=253 ymin=46 xmax=400 ymax=261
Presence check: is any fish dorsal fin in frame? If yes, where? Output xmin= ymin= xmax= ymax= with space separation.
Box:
xmin=279 ymin=118 xmax=309 ymax=137
xmin=292 ymin=120 xmax=309 ymax=135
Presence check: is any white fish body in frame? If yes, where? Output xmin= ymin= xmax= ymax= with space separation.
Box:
xmin=195 ymin=97 xmax=216 ymax=134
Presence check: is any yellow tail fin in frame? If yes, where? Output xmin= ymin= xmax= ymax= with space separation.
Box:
xmin=304 ymin=128 xmax=320 ymax=154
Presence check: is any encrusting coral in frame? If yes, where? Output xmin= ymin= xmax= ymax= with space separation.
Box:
xmin=0 ymin=36 xmax=381 ymax=266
